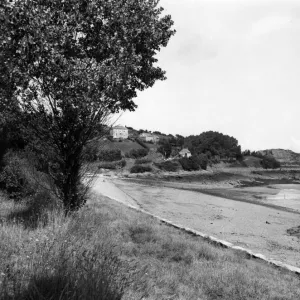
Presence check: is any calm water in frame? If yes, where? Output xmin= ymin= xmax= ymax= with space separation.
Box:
xmin=266 ymin=184 xmax=300 ymax=211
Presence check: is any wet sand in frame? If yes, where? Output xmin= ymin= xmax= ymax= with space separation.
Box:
xmin=93 ymin=177 xmax=300 ymax=268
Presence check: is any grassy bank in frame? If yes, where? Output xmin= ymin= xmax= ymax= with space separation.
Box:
xmin=1 ymin=191 xmax=300 ymax=299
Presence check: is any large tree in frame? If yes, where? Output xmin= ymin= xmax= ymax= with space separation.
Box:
xmin=185 ymin=131 xmax=242 ymax=159
xmin=0 ymin=0 xmax=175 ymax=211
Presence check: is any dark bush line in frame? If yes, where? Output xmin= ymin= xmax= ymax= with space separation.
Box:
xmin=134 ymin=158 xmax=152 ymax=165
xmin=261 ymin=156 xmax=281 ymax=169
xmin=98 ymin=160 xmax=126 ymax=170
xmin=125 ymin=148 xmax=149 ymax=159
xmin=97 ymin=149 xmax=122 ymax=162
xmin=179 ymin=154 xmax=208 ymax=171
xmin=154 ymin=160 xmax=181 ymax=172
xmin=130 ymin=165 xmax=152 ymax=173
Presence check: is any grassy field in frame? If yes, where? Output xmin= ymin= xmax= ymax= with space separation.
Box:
xmin=99 ymin=139 xmax=145 ymax=155
xmin=1 ymin=191 xmax=300 ymax=299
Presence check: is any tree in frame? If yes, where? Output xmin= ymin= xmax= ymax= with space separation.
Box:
xmin=157 ymin=141 xmax=172 ymax=158
xmin=261 ymin=156 xmax=281 ymax=169
xmin=185 ymin=131 xmax=241 ymax=160
xmin=0 ymin=0 xmax=175 ymax=211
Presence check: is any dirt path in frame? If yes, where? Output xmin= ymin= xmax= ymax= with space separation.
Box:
xmin=101 ymin=178 xmax=300 ymax=268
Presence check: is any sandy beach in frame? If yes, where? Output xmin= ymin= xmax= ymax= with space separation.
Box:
xmin=92 ymin=176 xmax=300 ymax=268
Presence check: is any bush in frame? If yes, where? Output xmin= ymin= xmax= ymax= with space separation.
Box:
xmin=155 ymin=160 xmax=181 ymax=172
xmin=98 ymin=149 xmax=122 ymax=162
xmin=261 ymin=156 xmax=281 ymax=169
xmin=198 ymin=153 xmax=209 ymax=170
xmin=134 ymin=158 xmax=152 ymax=165
xmin=98 ymin=159 xmax=126 ymax=170
xmin=0 ymin=152 xmax=38 ymax=199
xmin=125 ymin=148 xmax=149 ymax=159
xmin=130 ymin=165 xmax=152 ymax=173
xmin=179 ymin=156 xmax=201 ymax=171
xmin=7 ymin=189 xmax=62 ymax=229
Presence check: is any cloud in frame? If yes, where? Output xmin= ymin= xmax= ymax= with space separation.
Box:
xmin=250 ymin=15 xmax=292 ymax=37
xmin=176 ymin=35 xmax=218 ymax=62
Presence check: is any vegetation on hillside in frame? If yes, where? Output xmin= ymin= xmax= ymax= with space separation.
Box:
xmin=243 ymin=150 xmax=281 ymax=169
xmin=185 ymin=131 xmax=242 ymax=160
xmin=125 ymin=148 xmax=149 ymax=159
xmin=130 ymin=165 xmax=152 ymax=173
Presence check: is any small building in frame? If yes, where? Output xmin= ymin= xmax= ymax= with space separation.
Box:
xmin=139 ymin=132 xmax=160 ymax=143
xmin=179 ymin=148 xmax=191 ymax=158
xmin=110 ymin=125 xmax=128 ymax=140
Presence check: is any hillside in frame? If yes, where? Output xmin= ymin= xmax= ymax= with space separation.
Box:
xmin=94 ymin=138 xmax=144 ymax=155
xmin=259 ymin=149 xmax=300 ymax=167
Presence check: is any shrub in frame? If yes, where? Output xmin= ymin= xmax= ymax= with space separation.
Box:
xmin=155 ymin=160 xmax=181 ymax=172
xmin=7 ymin=189 xmax=62 ymax=229
xmin=134 ymin=158 xmax=152 ymax=165
xmin=98 ymin=159 xmax=126 ymax=170
xmin=179 ymin=156 xmax=201 ymax=171
xmin=130 ymin=165 xmax=152 ymax=173
xmin=198 ymin=153 xmax=209 ymax=170
xmin=98 ymin=149 xmax=122 ymax=162
xmin=0 ymin=152 xmax=37 ymax=199
xmin=261 ymin=156 xmax=281 ymax=169
xmin=125 ymin=148 xmax=149 ymax=159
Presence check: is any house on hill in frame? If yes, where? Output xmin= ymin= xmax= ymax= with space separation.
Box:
xmin=139 ymin=132 xmax=160 ymax=143
xmin=179 ymin=148 xmax=191 ymax=158
xmin=110 ymin=125 xmax=128 ymax=140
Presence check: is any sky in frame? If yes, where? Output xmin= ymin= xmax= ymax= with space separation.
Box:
xmin=117 ymin=0 xmax=300 ymax=152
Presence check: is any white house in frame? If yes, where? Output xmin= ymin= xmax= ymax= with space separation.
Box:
xmin=139 ymin=132 xmax=160 ymax=143
xmin=179 ymin=148 xmax=192 ymax=158
xmin=110 ymin=125 xmax=128 ymax=139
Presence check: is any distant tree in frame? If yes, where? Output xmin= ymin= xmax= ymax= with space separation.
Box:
xmin=261 ymin=156 xmax=281 ymax=169
xmin=198 ymin=153 xmax=209 ymax=170
xmin=157 ymin=140 xmax=172 ymax=158
xmin=185 ymin=131 xmax=241 ymax=160
xmin=179 ymin=156 xmax=201 ymax=171
xmin=242 ymin=149 xmax=251 ymax=156
xmin=0 ymin=0 xmax=175 ymax=212
xmin=175 ymin=134 xmax=184 ymax=148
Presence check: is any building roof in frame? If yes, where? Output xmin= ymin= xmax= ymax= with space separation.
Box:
xmin=179 ymin=148 xmax=191 ymax=154
xmin=113 ymin=125 xmax=127 ymax=130
xmin=139 ymin=132 xmax=152 ymax=137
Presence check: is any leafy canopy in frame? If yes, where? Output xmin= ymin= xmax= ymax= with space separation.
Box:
xmin=0 ymin=0 xmax=175 ymax=211
xmin=185 ymin=131 xmax=242 ymax=159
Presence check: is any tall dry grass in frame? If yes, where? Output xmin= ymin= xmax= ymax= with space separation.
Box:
xmin=1 ymin=190 xmax=300 ymax=299
xmin=0 ymin=192 xmax=133 ymax=300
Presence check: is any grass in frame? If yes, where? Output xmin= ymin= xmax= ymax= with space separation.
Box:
xmin=100 ymin=140 xmax=144 ymax=154
xmin=1 ymin=191 xmax=300 ymax=299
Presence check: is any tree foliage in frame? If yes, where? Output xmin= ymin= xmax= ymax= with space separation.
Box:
xmin=261 ymin=156 xmax=281 ymax=169
xmin=0 ymin=0 xmax=175 ymax=211
xmin=157 ymin=141 xmax=172 ymax=158
xmin=184 ymin=131 xmax=241 ymax=159
xmin=179 ymin=156 xmax=201 ymax=171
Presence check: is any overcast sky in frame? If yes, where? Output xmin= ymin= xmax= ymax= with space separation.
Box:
xmin=118 ymin=0 xmax=300 ymax=152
